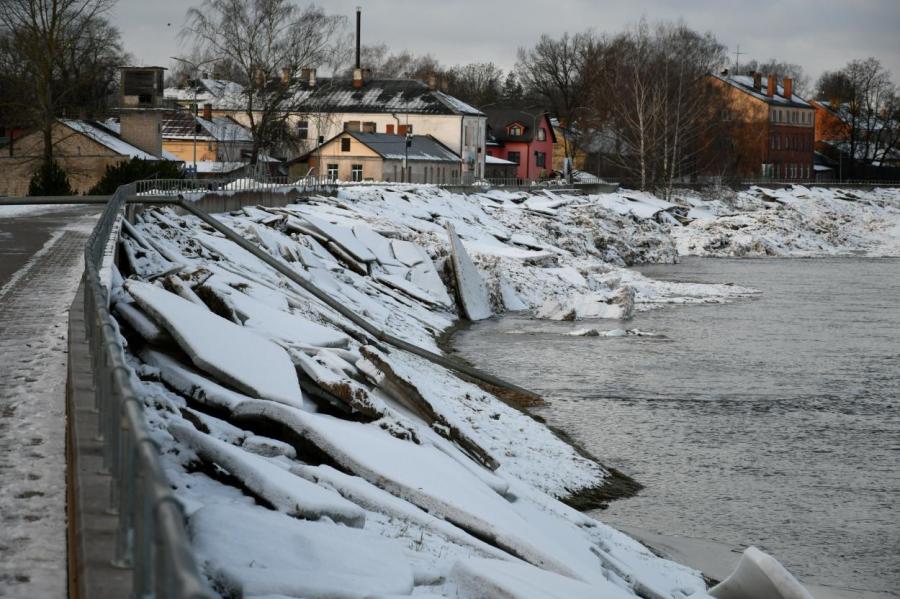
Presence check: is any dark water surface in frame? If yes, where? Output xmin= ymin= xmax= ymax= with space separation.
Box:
xmin=453 ymin=257 xmax=900 ymax=594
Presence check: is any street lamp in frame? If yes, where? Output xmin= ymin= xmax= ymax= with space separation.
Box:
xmin=170 ymin=56 xmax=219 ymax=178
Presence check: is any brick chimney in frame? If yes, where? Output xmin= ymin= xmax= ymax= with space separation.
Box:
xmin=254 ymin=67 xmax=265 ymax=88
xmin=302 ymin=68 xmax=316 ymax=87
xmin=752 ymin=72 xmax=762 ymax=91
xmin=783 ymin=77 xmax=793 ymax=100
xmin=281 ymin=67 xmax=291 ymax=84
xmin=353 ymin=68 xmax=363 ymax=89
xmin=766 ymin=75 xmax=776 ymax=97
xmin=202 ymin=103 xmax=212 ymax=121
xmin=427 ymin=74 xmax=437 ymax=90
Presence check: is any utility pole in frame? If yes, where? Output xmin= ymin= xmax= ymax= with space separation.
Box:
xmin=733 ymin=44 xmax=745 ymax=74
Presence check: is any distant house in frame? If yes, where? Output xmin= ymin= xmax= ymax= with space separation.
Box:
xmin=810 ymin=100 xmax=900 ymax=177
xmin=0 ymin=119 xmax=179 ymax=196
xmin=484 ymin=155 xmax=518 ymax=179
xmin=289 ymin=130 xmax=461 ymax=183
xmin=164 ymin=71 xmax=487 ymax=181
xmin=550 ymin=118 xmax=589 ymax=175
xmin=483 ymin=108 xmax=556 ymax=181
xmin=709 ymin=72 xmax=815 ymax=180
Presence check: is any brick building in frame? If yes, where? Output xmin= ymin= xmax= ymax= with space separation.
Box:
xmin=710 ymin=73 xmax=816 ymax=180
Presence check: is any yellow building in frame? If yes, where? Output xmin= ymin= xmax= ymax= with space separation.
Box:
xmin=290 ymin=131 xmax=461 ymax=183
xmin=0 ymin=119 xmax=174 ymax=196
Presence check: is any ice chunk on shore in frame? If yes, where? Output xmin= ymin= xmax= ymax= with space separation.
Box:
xmin=190 ymin=503 xmax=413 ymax=597
xmin=446 ymin=557 xmax=632 ymax=599
xmin=446 ymin=223 xmax=492 ymax=321
xmin=126 ymin=280 xmax=303 ymax=407
xmin=170 ymin=422 xmax=365 ymax=527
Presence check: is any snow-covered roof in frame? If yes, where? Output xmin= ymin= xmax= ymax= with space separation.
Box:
xmin=485 ymin=155 xmax=516 ymax=165
xmin=161 ymin=112 xmax=253 ymax=142
xmin=166 ymin=77 xmax=484 ymax=117
xmin=713 ymin=74 xmax=812 ymax=108
xmin=193 ymin=161 xmax=247 ymax=174
xmin=59 ymin=118 xmax=164 ymax=161
xmin=323 ymin=132 xmax=461 ymax=163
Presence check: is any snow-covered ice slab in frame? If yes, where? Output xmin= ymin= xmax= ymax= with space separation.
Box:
xmin=298 ymin=213 xmax=377 ymax=263
xmin=446 ymin=223 xmax=492 ymax=321
xmin=125 ymin=281 xmax=303 ymax=407
xmin=141 ymin=349 xmax=252 ymax=412
xmin=190 ymin=503 xmax=413 ymax=597
xmin=446 ymin=557 xmax=632 ymax=599
xmin=170 ymin=422 xmax=365 ymax=526
xmin=710 ymin=546 xmax=815 ymax=599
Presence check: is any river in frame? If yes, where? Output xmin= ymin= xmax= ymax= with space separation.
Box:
xmin=452 ymin=257 xmax=900 ymax=597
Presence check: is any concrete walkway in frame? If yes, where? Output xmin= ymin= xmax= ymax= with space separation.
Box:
xmin=0 ymin=207 xmax=97 ymax=597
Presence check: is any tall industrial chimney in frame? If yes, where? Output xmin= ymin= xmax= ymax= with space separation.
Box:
xmin=355 ymin=6 xmax=361 ymax=70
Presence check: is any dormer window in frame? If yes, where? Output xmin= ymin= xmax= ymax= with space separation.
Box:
xmin=507 ymin=123 xmax=525 ymax=137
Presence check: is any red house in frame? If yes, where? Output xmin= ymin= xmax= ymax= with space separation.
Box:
xmin=484 ymin=108 xmax=556 ymax=180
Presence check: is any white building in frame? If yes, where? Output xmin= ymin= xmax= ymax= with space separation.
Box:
xmin=165 ymin=73 xmax=487 ymax=181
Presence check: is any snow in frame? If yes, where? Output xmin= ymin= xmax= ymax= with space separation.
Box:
xmin=105 ymin=182 xmax=877 ymax=599
xmin=125 ymin=280 xmax=303 ymax=407
xmin=190 ymin=503 xmax=414 ymax=597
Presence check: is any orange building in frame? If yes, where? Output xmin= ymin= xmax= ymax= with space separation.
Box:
xmin=710 ymin=72 xmax=816 ymax=180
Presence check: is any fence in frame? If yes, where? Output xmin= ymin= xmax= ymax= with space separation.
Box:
xmin=82 ymin=183 xmax=212 ymax=598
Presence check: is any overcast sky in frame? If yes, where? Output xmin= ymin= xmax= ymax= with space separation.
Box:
xmin=113 ymin=0 xmax=900 ymax=91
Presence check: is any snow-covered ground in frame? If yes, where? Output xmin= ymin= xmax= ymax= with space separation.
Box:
xmin=109 ymin=183 xmax=898 ymax=598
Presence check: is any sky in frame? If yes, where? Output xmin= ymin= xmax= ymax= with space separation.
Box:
xmin=113 ymin=0 xmax=900 ymax=92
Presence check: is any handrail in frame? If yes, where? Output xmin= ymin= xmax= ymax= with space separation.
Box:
xmin=81 ymin=182 xmax=212 ymax=598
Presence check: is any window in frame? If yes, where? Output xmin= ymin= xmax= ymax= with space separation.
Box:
xmin=537 ymin=127 xmax=546 ymax=141
xmin=362 ymin=121 xmax=376 ymax=133
xmin=344 ymin=121 xmax=360 ymax=132
xmin=507 ymin=151 xmax=521 ymax=164
xmin=770 ymin=111 xmax=776 ymax=122
xmin=508 ymin=125 xmax=523 ymax=136
xmin=327 ymin=164 xmax=338 ymax=181
xmin=351 ymin=164 xmax=363 ymax=182
xmin=535 ymin=151 xmax=546 ymax=167
xmin=341 ymin=137 xmax=351 ymax=152
xmin=298 ymin=120 xmax=309 ymax=140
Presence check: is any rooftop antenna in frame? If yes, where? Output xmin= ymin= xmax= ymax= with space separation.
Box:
xmin=355 ymin=6 xmax=361 ymax=70
xmin=733 ymin=44 xmax=745 ymax=75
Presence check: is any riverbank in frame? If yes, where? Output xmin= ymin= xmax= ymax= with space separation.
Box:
xmin=111 ymin=184 xmax=899 ymax=597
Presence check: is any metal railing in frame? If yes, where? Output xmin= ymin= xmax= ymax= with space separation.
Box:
xmin=82 ymin=182 xmax=212 ymax=598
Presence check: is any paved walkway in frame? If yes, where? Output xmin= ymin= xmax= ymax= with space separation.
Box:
xmin=0 ymin=207 xmax=97 ymax=597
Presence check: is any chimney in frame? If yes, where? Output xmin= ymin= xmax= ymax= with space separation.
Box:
xmin=783 ymin=77 xmax=793 ymax=100
xmin=427 ymin=74 xmax=437 ymax=90
xmin=302 ymin=68 xmax=317 ymax=87
xmin=766 ymin=75 xmax=776 ymax=97
xmin=202 ymin=103 xmax=212 ymax=121
xmin=254 ymin=67 xmax=265 ymax=88
xmin=281 ymin=67 xmax=291 ymax=84
xmin=752 ymin=72 xmax=762 ymax=91
xmin=179 ymin=72 xmax=189 ymax=88
xmin=355 ymin=6 xmax=362 ymax=70
xmin=721 ymin=68 xmax=729 ymax=77
xmin=353 ymin=68 xmax=363 ymax=89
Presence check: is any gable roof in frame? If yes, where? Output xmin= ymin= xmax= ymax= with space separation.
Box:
xmin=58 ymin=119 xmax=174 ymax=161
xmin=165 ymin=77 xmax=484 ymax=117
xmin=712 ymin=74 xmax=812 ymax=108
xmin=298 ymin=131 xmax=460 ymax=163
xmin=484 ymin=108 xmax=557 ymax=144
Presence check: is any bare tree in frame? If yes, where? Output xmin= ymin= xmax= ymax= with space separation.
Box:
xmin=444 ymin=63 xmax=503 ymax=107
xmin=0 ymin=0 xmax=119 ymax=163
xmin=815 ymin=58 xmax=899 ymax=178
xmin=183 ymin=0 xmax=343 ymax=165
xmin=516 ymin=31 xmax=598 ymax=171
xmin=590 ymin=20 xmax=727 ymax=193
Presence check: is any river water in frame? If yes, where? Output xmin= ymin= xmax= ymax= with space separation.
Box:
xmin=452 ymin=257 xmax=900 ymax=596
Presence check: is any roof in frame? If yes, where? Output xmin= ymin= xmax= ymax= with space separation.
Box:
xmin=296 ymin=131 xmax=460 ymax=163
xmin=712 ymin=74 xmax=812 ymax=108
xmin=160 ymin=112 xmax=253 ymax=142
xmin=164 ymin=77 xmax=484 ymax=117
xmin=485 ymin=155 xmax=517 ymax=165
xmin=484 ymin=108 xmax=557 ymax=144
xmin=59 ymin=118 xmax=167 ymax=161
xmin=348 ymin=132 xmax=460 ymax=162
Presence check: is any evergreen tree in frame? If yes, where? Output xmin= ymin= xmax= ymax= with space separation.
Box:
xmin=89 ymin=158 xmax=184 ymax=194
xmin=500 ymin=71 xmax=525 ymax=105
xmin=28 ymin=159 xmax=73 ymax=195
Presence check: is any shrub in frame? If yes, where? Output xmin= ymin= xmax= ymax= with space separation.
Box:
xmin=28 ymin=159 xmax=73 ymax=196
xmin=89 ymin=158 xmax=184 ymax=194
